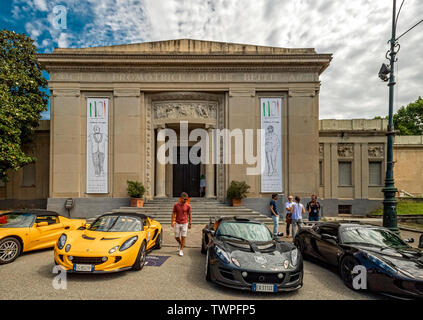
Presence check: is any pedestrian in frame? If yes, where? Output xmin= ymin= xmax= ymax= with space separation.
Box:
xmin=171 ymin=192 xmax=192 ymax=256
xmin=306 ymin=194 xmax=321 ymax=222
xmin=269 ymin=193 xmax=279 ymax=237
xmin=284 ymin=195 xmax=294 ymax=237
xmin=291 ymin=196 xmax=305 ymax=238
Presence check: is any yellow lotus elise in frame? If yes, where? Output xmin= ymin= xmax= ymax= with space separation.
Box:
xmin=0 ymin=209 xmax=86 ymax=264
xmin=54 ymin=212 xmax=162 ymax=273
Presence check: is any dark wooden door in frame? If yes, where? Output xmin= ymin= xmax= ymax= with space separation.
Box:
xmin=173 ymin=147 xmax=201 ymax=197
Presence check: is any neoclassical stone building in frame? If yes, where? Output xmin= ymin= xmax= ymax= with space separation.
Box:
xmin=4 ymin=40 xmax=420 ymax=217
xmin=32 ymin=39 xmax=331 ymax=216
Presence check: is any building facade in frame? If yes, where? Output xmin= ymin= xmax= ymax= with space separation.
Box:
xmin=1 ymin=40 xmax=420 ymax=217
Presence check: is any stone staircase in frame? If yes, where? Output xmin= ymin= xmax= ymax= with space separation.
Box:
xmin=108 ymin=197 xmax=273 ymax=225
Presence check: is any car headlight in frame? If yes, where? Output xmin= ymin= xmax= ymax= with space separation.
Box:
xmin=215 ymin=245 xmax=230 ymax=264
xmin=366 ymin=254 xmax=396 ymax=275
xmin=109 ymin=246 xmax=119 ymax=254
xmin=65 ymin=244 xmax=71 ymax=252
xmin=291 ymin=248 xmax=298 ymax=266
xmin=119 ymin=236 xmax=138 ymax=252
xmin=57 ymin=234 xmax=67 ymax=250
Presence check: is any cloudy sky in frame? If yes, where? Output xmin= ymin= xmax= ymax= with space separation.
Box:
xmin=1 ymin=0 xmax=422 ymax=120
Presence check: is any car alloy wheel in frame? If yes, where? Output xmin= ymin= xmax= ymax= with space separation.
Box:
xmin=139 ymin=243 xmax=146 ymax=268
xmin=0 ymin=238 xmax=20 ymax=264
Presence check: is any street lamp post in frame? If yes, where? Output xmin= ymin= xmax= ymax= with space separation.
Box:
xmin=382 ymin=0 xmax=399 ymax=233
xmin=380 ymin=0 xmax=423 ymax=233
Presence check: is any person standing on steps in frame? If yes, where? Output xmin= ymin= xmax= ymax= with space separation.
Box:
xmin=171 ymin=192 xmax=192 ymax=256
xmin=284 ymin=195 xmax=294 ymax=238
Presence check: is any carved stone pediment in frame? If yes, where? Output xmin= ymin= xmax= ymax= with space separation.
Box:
xmin=368 ymin=144 xmax=384 ymax=158
xmin=338 ymin=143 xmax=353 ymax=158
xmin=153 ymin=102 xmax=217 ymax=120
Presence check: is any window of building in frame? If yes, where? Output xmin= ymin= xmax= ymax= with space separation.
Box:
xmin=22 ymin=163 xmax=36 ymax=187
xmin=338 ymin=205 xmax=352 ymax=215
xmin=319 ymin=161 xmax=324 ymax=186
xmin=338 ymin=161 xmax=352 ymax=186
xmin=369 ymin=161 xmax=382 ymax=186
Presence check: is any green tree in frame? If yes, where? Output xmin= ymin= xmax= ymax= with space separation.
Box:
xmin=0 ymin=30 xmax=48 ymax=182
xmin=393 ymin=97 xmax=423 ymax=135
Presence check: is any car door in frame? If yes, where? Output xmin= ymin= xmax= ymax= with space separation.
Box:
xmin=314 ymin=226 xmax=341 ymax=266
xmin=27 ymin=215 xmax=65 ymax=250
xmin=144 ymin=217 xmax=157 ymax=250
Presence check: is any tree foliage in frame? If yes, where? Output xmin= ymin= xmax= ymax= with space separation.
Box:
xmin=0 ymin=30 xmax=48 ymax=182
xmin=393 ymin=97 xmax=423 ymax=135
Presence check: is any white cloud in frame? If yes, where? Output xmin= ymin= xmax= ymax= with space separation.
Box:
xmin=10 ymin=0 xmax=423 ymax=119
xmin=33 ymin=0 xmax=48 ymax=12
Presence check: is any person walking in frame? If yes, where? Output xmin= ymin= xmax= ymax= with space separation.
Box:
xmin=284 ymin=195 xmax=294 ymax=237
xmin=171 ymin=192 xmax=192 ymax=256
xmin=291 ymin=196 xmax=305 ymax=239
xmin=306 ymin=194 xmax=321 ymax=222
xmin=269 ymin=194 xmax=279 ymax=238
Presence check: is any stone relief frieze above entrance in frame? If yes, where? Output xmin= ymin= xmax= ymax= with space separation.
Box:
xmin=153 ymin=102 xmax=217 ymax=120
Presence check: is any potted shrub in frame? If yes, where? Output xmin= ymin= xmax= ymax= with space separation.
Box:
xmin=127 ymin=180 xmax=146 ymax=208
xmin=226 ymin=180 xmax=250 ymax=207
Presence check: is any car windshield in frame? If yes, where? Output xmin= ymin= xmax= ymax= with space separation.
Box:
xmin=216 ymin=222 xmax=273 ymax=242
xmin=0 ymin=213 xmax=36 ymax=228
xmin=340 ymin=227 xmax=409 ymax=249
xmin=89 ymin=216 xmax=142 ymax=232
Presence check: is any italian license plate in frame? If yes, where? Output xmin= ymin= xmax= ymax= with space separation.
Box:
xmin=73 ymin=264 xmax=94 ymax=272
xmin=252 ymin=283 xmax=277 ymax=292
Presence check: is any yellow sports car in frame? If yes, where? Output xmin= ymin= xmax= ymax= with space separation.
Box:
xmin=0 ymin=209 xmax=86 ymax=264
xmin=54 ymin=212 xmax=162 ymax=273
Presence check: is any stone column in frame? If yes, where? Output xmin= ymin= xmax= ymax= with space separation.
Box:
xmin=206 ymin=126 xmax=215 ymax=198
xmin=155 ymin=125 xmax=166 ymax=198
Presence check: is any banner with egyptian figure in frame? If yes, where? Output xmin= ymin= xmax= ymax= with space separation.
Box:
xmin=260 ymin=97 xmax=283 ymax=193
xmin=86 ymin=98 xmax=108 ymax=193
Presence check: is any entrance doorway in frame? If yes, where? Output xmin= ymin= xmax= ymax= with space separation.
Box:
xmin=173 ymin=147 xmax=201 ymax=197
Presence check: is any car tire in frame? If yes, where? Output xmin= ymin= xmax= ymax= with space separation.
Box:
xmin=153 ymin=231 xmax=162 ymax=250
xmin=205 ymin=249 xmax=211 ymax=282
xmin=132 ymin=241 xmax=147 ymax=271
xmin=0 ymin=237 xmax=22 ymax=265
xmin=340 ymin=255 xmax=364 ymax=290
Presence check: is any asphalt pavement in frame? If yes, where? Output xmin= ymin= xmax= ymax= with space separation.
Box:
xmin=0 ymin=224 xmax=394 ymax=300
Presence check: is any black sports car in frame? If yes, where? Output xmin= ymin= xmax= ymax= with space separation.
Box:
xmin=201 ymin=217 xmax=303 ymax=293
xmin=294 ymin=221 xmax=423 ymax=299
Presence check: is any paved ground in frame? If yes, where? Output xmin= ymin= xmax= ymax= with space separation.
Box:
xmin=4 ymin=223 xmax=421 ymax=300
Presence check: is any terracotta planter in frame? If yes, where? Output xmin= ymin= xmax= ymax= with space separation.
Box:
xmin=232 ymin=198 xmax=242 ymax=207
xmin=130 ymin=198 xmax=144 ymax=208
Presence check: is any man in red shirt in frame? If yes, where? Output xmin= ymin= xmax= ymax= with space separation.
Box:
xmin=171 ymin=192 xmax=192 ymax=256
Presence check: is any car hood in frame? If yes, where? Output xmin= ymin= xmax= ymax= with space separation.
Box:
xmin=216 ymin=239 xmax=297 ymax=271
xmin=64 ymin=230 xmax=140 ymax=255
xmin=352 ymin=244 xmax=423 ymax=280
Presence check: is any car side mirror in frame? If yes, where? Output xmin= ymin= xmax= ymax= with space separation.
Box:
xmin=405 ymin=238 xmax=414 ymax=244
xmin=322 ymin=234 xmax=337 ymax=242
xmin=35 ymin=221 xmax=48 ymax=227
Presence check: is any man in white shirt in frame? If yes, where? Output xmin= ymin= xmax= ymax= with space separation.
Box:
xmin=291 ymin=196 xmax=305 ymax=238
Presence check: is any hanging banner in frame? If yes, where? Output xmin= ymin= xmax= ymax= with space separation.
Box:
xmin=260 ymin=97 xmax=283 ymax=193
xmin=86 ymin=98 xmax=108 ymax=194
